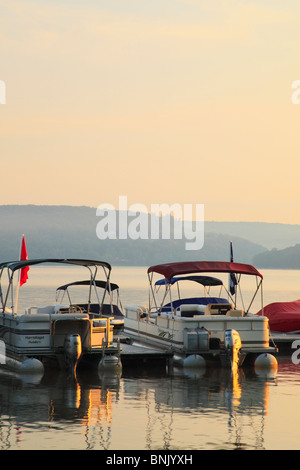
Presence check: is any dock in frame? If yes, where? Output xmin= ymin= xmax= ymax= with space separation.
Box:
xmin=118 ymin=338 xmax=173 ymax=369
xmin=270 ymin=332 xmax=300 ymax=352
xmin=77 ymin=336 xmax=173 ymax=372
xmin=105 ymin=331 xmax=299 ymax=373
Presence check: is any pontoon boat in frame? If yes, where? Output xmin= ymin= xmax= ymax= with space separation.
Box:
xmin=0 ymin=259 xmax=120 ymax=374
xmin=124 ymin=261 xmax=277 ymax=369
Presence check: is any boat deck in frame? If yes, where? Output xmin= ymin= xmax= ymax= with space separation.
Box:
xmin=117 ymin=337 xmax=173 ymax=369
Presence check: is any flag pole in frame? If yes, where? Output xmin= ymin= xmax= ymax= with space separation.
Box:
xmin=229 ymin=240 xmax=237 ymax=307
xmin=14 ymin=234 xmax=24 ymax=314
xmin=15 ymin=234 xmax=29 ymax=313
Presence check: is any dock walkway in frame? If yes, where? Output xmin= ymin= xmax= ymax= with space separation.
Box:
xmin=271 ymin=332 xmax=300 ymax=351
xmin=118 ymin=338 xmax=173 ymax=368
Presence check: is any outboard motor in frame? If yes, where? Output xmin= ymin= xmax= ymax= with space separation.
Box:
xmin=224 ymin=329 xmax=242 ymax=370
xmin=64 ymin=334 xmax=82 ymax=374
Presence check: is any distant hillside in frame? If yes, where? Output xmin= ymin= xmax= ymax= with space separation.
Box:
xmin=205 ymin=221 xmax=300 ymax=250
xmin=253 ymin=244 xmax=300 ymax=269
xmin=0 ymin=205 xmax=266 ymax=266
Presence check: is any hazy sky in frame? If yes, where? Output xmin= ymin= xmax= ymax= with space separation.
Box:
xmin=0 ymin=0 xmax=299 ymax=223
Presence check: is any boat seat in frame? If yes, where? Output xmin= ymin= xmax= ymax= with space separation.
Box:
xmin=26 ymin=305 xmax=70 ymax=314
xmin=25 ymin=307 xmax=38 ymax=314
xmin=161 ymin=297 xmax=229 ymax=312
xmin=26 ymin=305 xmax=55 ymax=314
xmin=178 ymin=304 xmax=206 ymax=317
xmin=226 ymin=309 xmax=244 ymax=317
xmin=204 ymin=303 xmax=233 ymax=315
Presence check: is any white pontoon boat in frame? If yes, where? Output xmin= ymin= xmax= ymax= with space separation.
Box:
xmin=0 ymin=259 xmax=120 ymax=374
xmin=124 ymin=261 xmax=277 ymax=368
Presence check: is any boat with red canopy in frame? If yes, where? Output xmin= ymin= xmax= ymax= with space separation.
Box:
xmin=257 ymin=300 xmax=300 ymax=333
xmin=147 ymin=261 xmax=263 ymax=280
xmin=124 ymin=261 xmax=277 ymax=369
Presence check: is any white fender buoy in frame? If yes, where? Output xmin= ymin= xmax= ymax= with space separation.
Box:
xmin=172 ymin=356 xmax=184 ymax=367
xmin=183 ymin=354 xmax=206 ymax=369
xmin=255 ymin=353 xmax=278 ymax=371
xmin=19 ymin=358 xmax=44 ymax=374
xmin=98 ymin=355 xmax=122 ymax=372
xmin=99 ymin=337 xmax=122 ymax=372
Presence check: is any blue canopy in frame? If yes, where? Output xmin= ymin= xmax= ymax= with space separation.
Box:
xmin=155 ymin=275 xmax=223 ymax=287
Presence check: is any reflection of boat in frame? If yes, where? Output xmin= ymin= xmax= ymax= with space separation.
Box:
xmin=257 ymin=300 xmax=300 ymax=333
xmin=123 ymin=366 xmax=274 ymax=450
xmin=56 ymin=279 xmax=124 ymax=334
xmin=0 ymin=259 xmax=120 ymax=374
xmin=124 ymin=261 xmax=277 ymax=368
xmin=0 ymin=365 xmax=122 ymax=450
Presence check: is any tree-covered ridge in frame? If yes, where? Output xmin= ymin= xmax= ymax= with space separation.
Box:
xmin=0 ymin=205 xmax=299 ymax=268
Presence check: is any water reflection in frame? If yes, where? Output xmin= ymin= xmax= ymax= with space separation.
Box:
xmin=0 ymin=361 xmax=280 ymax=450
xmin=0 ymin=267 xmax=298 ymax=449
xmin=0 ymin=367 xmax=122 ymax=450
xmin=156 ymin=366 xmax=275 ymax=450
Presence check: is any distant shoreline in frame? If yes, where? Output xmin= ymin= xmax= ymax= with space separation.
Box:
xmin=0 ymin=205 xmax=300 ymax=269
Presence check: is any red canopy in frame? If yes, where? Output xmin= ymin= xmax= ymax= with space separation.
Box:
xmin=257 ymin=300 xmax=300 ymax=332
xmin=148 ymin=261 xmax=263 ymax=281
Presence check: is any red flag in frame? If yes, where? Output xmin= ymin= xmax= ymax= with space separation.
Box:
xmin=20 ymin=235 xmax=29 ymax=286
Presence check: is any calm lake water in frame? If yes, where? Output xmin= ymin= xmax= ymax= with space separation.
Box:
xmin=1 ymin=266 xmax=300 ymax=451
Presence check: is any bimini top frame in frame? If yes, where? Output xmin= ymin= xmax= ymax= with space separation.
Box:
xmin=148 ymin=261 xmax=263 ymax=280
xmin=0 ymin=258 xmax=112 ymax=315
xmin=55 ymin=279 xmax=122 ymax=315
xmin=147 ymin=261 xmax=264 ymax=315
xmin=0 ymin=258 xmax=111 ymax=272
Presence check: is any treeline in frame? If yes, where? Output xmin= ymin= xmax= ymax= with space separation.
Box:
xmin=0 ymin=205 xmax=265 ymax=266
xmin=253 ymin=245 xmax=300 ymax=269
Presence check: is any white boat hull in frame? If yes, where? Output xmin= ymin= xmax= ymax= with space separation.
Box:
xmin=124 ymin=306 xmax=276 ymax=366
xmin=0 ymin=258 xmax=122 ymax=373
xmin=0 ymin=309 xmax=115 ymax=370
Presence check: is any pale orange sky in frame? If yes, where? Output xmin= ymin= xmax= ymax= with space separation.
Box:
xmin=0 ymin=0 xmax=299 ymax=223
